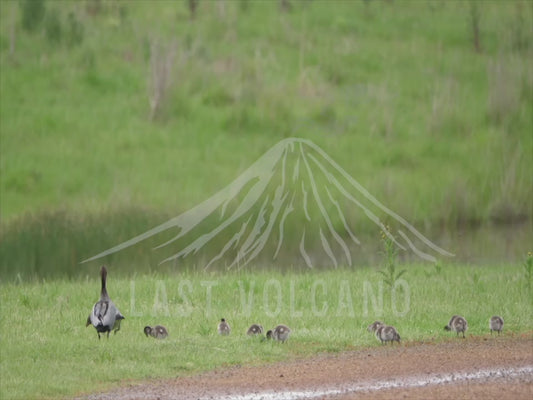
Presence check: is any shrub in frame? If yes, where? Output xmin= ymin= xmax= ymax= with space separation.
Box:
xmin=44 ymin=8 xmax=62 ymax=45
xmin=20 ymin=0 xmax=46 ymax=32
xmin=66 ymin=12 xmax=84 ymax=48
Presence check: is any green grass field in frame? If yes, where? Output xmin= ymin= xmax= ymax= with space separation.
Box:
xmin=1 ymin=264 xmax=532 ymax=399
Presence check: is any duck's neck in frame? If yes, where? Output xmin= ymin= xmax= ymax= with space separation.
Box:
xmin=100 ymin=268 xmax=109 ymax=300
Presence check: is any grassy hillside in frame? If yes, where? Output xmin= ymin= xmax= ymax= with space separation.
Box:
xmin=0 ymin=0 xmax=532 ymax=278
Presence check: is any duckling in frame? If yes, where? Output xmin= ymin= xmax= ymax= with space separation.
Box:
xmin=218 ymin=318 xmax=231 ymax=335
xmin=246 ymin=324 xmax=264 ymax=336
xmin=375 ymin=324 xmax=401 ymax=345
xmin=489 ymin=316 xmax=504 ymax=335
xmin=367 ymin=322 xmax=400 ymax=345
xmin=144 ymin=325 xmax=168 ymax=339
xmin=367 ymin=321 xmax=384 ymax=333
xmin=266 ymin=324 xmax=291 ymax=343
xmin=444 ymin=315 xmax=468 ymax=338
xmin=86 ymin=266 xmax=125 ymax=340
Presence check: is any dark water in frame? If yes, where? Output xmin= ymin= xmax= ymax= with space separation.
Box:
xmin=0 ymin=211 xmax=530 ymax=282
xmin=355 ymin=222 xmax=532 ymax=266
xmin=309 ymin=221 xmax=532 ymax=267
xmin=290 ymin=221 xmax=533 ymax=267
xmin=429 ymin=222 xmax=532 ymax=265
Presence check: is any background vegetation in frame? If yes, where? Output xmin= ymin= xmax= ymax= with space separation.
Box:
xmin=1 ymin=0 xmax=532 ymax=279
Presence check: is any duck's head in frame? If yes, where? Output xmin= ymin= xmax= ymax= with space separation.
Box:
xmin=144 ymin=326 xmax=152 ymax=337
xmin=248 ymin=324 xmax=262 ymax=334
xmin=266 ymin=330 xmax=273 ymax=339
xmin=367 ymin=321 xmax=383 ymax=332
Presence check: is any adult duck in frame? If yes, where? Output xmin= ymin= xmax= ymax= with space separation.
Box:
xmin=86 ymin=266 xmax=125 ymax=339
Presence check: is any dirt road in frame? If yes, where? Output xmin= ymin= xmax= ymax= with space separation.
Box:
xmin=81 ymin=335 xmax=533 ymax=400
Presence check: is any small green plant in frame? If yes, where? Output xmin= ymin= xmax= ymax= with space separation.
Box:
xmin=378 ymin=227 xmax=407 ymax=289
xmin=198 ymin=321 xmax=213 ymax=337
xmin=471 ymin=270 xmax=480 ymax=285
xmin=44 ymin=9 xmax=62 ymax=45
xmin=20 ymin=0 xmax=46 ymax=33
xmin=434 ymin=262 xmax=442 ymax=275
xmin=424 ymin=261 xmax=442 ymax=278
xmin=523 ymin=252 xmax=533 ymax=292
xmin=511 ymin=2 xmax=528 ymax=52
xmin=66 ymin=12 xmax=84 ymax=48
xmin=469 ymin=0 xmax=482 ymax=53
xmin=188 ymin=0 xmax=199 ymax=19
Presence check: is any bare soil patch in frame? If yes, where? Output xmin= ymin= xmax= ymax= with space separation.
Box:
xmin=81 ymin=335 xmax=533 ymax=400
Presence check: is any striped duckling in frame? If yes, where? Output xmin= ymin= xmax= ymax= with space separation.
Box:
xmin=86 ymin=266 xmax=125 ymax=339
xmin=444 ymin=315 xmax=468 ymax=338
xmin=376 ymin=325 xmax=401 ymax=345
xmin=266 ymin=324 xmax=291 ymax=343
xmin=489 ymin=316 xmax=504 ymax=335
xmin=144 ymin=325 xmax=168 ymax=339
xmin=246 ymin=324 xmax=264 ymax=336
xmin=368 ymin=322 xmax=401 ymax=345
xmin=218 ymin=318 xmax=231 ymax=335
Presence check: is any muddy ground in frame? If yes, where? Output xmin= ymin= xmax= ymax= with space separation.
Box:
xmin=82 ymin=335 xmax=533 ymax=400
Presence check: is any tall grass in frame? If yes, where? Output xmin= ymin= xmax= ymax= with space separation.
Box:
xmin=0 ymin=264 xmax=531 ymax=399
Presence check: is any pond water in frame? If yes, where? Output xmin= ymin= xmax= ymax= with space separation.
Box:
xmin=276 ymin=221 xmax=533 ymax=268
xmin=0 ymin=216 xmax=530 ymax=282
xmin=424 ymin=222 xmax=532 ymax=265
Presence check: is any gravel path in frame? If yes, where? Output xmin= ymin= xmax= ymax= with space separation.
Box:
xmin=79 ymin=336 xmax=533 ymax=400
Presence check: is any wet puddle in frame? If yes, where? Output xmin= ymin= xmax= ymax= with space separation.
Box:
xmin=209 ymin=365 xmax=533 ymax=400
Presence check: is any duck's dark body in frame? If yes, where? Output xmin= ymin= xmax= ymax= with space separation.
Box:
xmin=266 ymin=324 xmax=291 ymax=342
xmin=489 ymin=316 xmax=504 ymax=335
xmin=367 ymin=321 xmax=400 ymax=344
xmin=218 ymin=318 xmax=231 ymax=335
xmin=444 ymin=315 xmax=468 ymax=338
xmin=247 ymin=324 xmax=264 ymax=336
xmin=375 ymin=325 xmax=401 ymax=344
